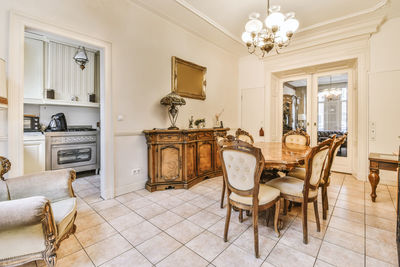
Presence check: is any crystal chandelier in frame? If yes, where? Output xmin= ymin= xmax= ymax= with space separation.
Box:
xmin=242 ymin=0 xmax=299 ymax=58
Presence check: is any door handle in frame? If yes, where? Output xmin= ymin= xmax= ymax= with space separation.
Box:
xmin=314 ymin=122 xmax=317 ymax=126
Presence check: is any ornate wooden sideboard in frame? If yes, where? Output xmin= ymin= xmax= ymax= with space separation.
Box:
xmin=143 ymin=128 xmax=229 ymax=191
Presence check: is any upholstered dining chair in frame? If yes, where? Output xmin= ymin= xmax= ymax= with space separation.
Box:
xmin=0 ymin=156 xmax=77 ymax=267
xmin=215 ymin=134 xmax=234 ymax=209
xmin=282 ymin=129 xmax=311 ymax=146
xmin=235 ymin=128 xmax=254 ymax=144
xmin=220 ymin=139 xmax=281 ymax=258
xmin=288 ymin=134 xmax=347 ymax=219
xmin=266 ymin=138 xmax=333 ymax=244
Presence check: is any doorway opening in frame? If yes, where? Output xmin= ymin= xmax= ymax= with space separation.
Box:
xmin=278 ymin=61 xmax=356 ymax=173
xmin=8 ymin=13 xmax=114 ymax=199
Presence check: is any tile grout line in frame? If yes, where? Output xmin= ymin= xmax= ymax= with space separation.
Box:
xmin=313 ymin=173 xmax=345 ymax=266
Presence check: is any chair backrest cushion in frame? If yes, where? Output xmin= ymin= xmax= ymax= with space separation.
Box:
xmin=222 ymin=150 xmax=257 ymax=191
xmin=285 ymin=134 xmax=308 ymax=146
xmin=309 ymin=147 xmax=329 ymax=186
xmin=237 ymin=135 xmax=253 ymax=144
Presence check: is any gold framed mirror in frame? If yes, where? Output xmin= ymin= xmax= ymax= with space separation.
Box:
xmin=171 ymin=56 xmax=206 ymax=100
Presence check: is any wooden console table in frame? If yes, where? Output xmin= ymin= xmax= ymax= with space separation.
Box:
xmin=368 ymin=152 xmax=399 ymax=202
xmin=143 ymin=128 xmax=229 ymax=191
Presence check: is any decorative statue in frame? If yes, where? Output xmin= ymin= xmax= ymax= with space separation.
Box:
xmin=188 ymin=116 xmax=194 ymax=128
xmin=194 ymin=118 xmax=205 ymax=129
xmin=215 ymin=108 xmax=224 ymax=128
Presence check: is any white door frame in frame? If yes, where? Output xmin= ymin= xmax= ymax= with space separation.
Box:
xmin=8 ymin=12 xmax=115 ymax=199
xmin=311 ymin=68 xmax=354 ymax=173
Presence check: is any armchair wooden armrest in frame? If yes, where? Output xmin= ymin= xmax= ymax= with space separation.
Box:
xmin=0 ymin=156 xmax=11 ymax=181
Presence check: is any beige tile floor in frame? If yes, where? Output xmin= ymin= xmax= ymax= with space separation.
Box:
xmin=27 ymin=172 xmax=398 ymax=267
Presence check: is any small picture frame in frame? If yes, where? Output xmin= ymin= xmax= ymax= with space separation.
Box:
xmin=171 ymin=56 xmax=206 ymax=100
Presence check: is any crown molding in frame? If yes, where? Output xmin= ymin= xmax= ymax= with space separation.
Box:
xmin=297 ymin=0 xmax=388 ymax=33
xmin=174 ymin=0 xmax=388 ymax=48
xmin=174 ymin=0 xmax=242 ymax=44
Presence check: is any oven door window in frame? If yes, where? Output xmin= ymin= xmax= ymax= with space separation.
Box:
xmin=57 ymin=148 xmax=92 ymax=165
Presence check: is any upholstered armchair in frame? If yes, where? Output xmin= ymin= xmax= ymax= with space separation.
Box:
xmin=0 ymin=156 xmax=77 ymax=267
xmin=282 ymin=129 xmax=310 ymax=146
xmin=235 ymin=128 xmax=254 ymax=144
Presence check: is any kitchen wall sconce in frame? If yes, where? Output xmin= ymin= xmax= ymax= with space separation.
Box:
xmin=73 ymin=46 xmax=89 ymax=70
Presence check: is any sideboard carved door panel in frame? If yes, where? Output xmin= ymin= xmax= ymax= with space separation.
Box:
xmin=198 ymin=141 xmax=213 ymax=175
xmin=214 ymin=144 xmax=222 ymax=171
xmin=158 ymin=145 xmax=182 ymax=182
xmin=143 ymin=128 xmax=228 ymax=191
xmin=185 ymin=143 xmax=197 ymax=179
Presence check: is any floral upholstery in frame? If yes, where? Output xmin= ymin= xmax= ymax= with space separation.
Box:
xmin=237 ymin=135 xmax=253 ymax=144
xmin=230 ymin=184 xmax=280 ymax=205
xmin=266 ymin=176 xmax=318 ymax=198
xmin=309 ymin=148 xmax=329 ymax=186
xmin=285 ymin=135 xmax=308 ymax=146
xmin=222 ymin=150 xmax=256 ymax=191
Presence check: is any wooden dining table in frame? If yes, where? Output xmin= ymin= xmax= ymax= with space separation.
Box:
xmin=253 ymin=142 xmax=311 ymax=172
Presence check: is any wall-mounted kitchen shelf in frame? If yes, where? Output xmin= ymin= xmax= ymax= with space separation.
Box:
xmin=24 ymin=98 xmax=100 ymax=108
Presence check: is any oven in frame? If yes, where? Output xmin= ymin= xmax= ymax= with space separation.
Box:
xmin=51 ymin=143 xmax=97 ymax=170
xmin=46 ymin=131 xmax=99 ymax=172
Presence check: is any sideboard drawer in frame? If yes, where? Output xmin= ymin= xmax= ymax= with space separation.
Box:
xmin=197 ymin=131 xmax=213 ymax=140
xmin=157 ymin=134 xmax=181 ymax=142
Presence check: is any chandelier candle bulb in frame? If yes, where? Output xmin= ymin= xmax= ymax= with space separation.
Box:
xmin=242 ymin=0 xmax=299 ymax=58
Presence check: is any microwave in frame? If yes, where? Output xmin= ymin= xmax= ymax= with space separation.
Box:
xmin=24 ymin=115 xmax=40 ymax=132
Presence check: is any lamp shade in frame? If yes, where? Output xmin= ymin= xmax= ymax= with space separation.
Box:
xmin=265 ymin=12 xmax=285 ymax=29
xmin=245 ymin=18 xmax=263 ymax=33
xmin=0 ymin=59 xmax=6 ymax=99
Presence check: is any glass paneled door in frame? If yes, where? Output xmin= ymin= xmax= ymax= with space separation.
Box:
xmin=281 ymin=76 xmax=311 ymax=136
xmin=312 ymin=70 xmax=352 ymax=173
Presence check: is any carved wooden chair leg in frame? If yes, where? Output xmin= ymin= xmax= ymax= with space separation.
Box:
xmin=302 ymin=201 xmax=308 ymax=244
xmin=313 ymin=200 xmax=321 ymax=232
xmin=274 ymin=199 xmax=281 ymax=237
xmin=288 ymin=201 xmax=293 ymax=212
xmin=283 ymin=199 xmax=288 ymax=215
xmin=220 ymin=179 xmax=225 ymax=209
xmin=321 ymin=186 xmax=328 ymax=220
xmin=239 ymin=209 xmax=244 ymax=223
xmin=253 ymin=208 xmax=259 ymax=258
xmin=224 ymin=202 xmax=232 ymax=242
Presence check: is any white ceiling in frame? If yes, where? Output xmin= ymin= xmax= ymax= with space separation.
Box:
xmin=132 ymin=0 xmax=387 ymax=54
xmin=183 ymin=0 xmax=383 ymax=39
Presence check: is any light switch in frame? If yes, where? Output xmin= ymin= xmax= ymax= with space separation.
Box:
xmin=117 ymin=115 xmax=124 ymax=121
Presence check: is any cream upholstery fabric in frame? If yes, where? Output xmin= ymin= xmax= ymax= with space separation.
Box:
xmin=0 ymin=196 xmax=48 ymax=230
xmin=0 ymin=180 xmax=8 ymax=201
xmin=309 ymin=149 xmax=329 ymax=186
xmin=229 ymin=184 xmax=280 ymax=206
xmin=266 ymin=176 xmax=318 ymax=198
xmin=285 ymin=135 xmax=308 ymax=145
xmin=51 ymin=197 xmax=77 ymax=238
xmin=0 ymin=224 xmax=46 ymax=260
xmin=6 ymin=169 xmax=73 ymax=202
xmin=222 ymin=150 xmax=256 ymax=191
xmin=237 ymin=135 xmax=253 ymax=144
xmin=288 ymin=168 xmax=305 ymax=180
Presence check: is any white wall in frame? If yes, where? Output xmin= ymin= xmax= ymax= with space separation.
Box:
xmin=0 ymin=0 xmax=239 ymax=195
xmin=369 ymin=18 xmax=400 ymax=185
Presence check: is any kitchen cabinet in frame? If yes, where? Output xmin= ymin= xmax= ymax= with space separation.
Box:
xmin=24 ymin=134 xmax=45 ymax=174
xmin=24 ymin=37 xmax=44 ymax=102
xmin=23 ymin=35 xmax=99 ymax=108
xmin=143 ymin=128 xmax=229 ymax=192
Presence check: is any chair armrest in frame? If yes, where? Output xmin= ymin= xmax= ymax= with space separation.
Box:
xmin=0 ymin=196 xmax=52 ymax=231
xmin=0 ymin=156 xmax=11 ymax=181
xmin=6 ymin=169 xmax=76 ymax=202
